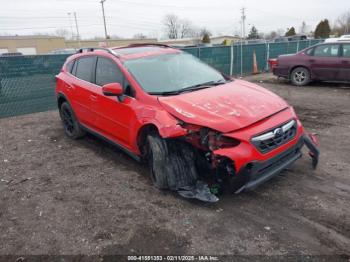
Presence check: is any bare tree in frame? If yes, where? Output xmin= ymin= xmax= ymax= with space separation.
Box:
xmin=54 ymin=28 xmax=71 ymax=39
xmin=162 ymin=14 xmax=197 ymax=39
xmin=133 ymin=33 xmax=147 ymax=39
xmin=268 ymin=31 xmax=278 ymax=39
xmin=334 ymin=11 xmax=350 ymax=35
xmin=179 ymin=19 xmax=195 ymax=38
xmin=163 ymin=14 xmax=180 ymax=39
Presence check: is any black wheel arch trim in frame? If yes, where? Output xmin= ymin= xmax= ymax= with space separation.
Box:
xmin=57 ymin=92 xmax=72 ymax=109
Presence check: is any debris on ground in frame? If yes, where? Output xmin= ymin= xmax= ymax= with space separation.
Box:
xmin=177 ymin=181 xmax=219 ymax=203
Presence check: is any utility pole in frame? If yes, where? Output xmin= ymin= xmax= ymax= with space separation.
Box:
xmin=73 ymin=12 xmax=81 ymax=47
xmin=100 ymin=0 xmax=108 ymax=39
xmin=67 ymin=12 xmax=74 ymax=40
xmin=73 ymin=12 xmax=80 ymax=40
xmin=241 ymin=7 xmax=246 ymax=39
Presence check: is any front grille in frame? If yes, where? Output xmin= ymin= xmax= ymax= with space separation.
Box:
xmin=247 ymin=137 xmax=303 ymax=185
xmin=251 ymin=120 xmax=297 ymax=153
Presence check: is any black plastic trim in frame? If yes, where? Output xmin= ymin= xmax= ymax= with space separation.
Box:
xmin=235 ymin=137 xmax=305 ymax=193
xmin=79 ymin=123 xmax=141 ymax=162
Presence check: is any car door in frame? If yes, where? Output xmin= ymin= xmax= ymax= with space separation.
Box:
xmin=69 ymin=56 xmax=97 ymax=126
xmin=338 ymin=43 xmax=350 ymax=81
xmin=309 ymin=44 xmax=341 ymax=81
xmin=90 ymin=56 xmax=138 ymax=149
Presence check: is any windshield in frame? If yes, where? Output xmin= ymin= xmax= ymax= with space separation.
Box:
xmin=123 ymin=53 xmax=227 ymax=94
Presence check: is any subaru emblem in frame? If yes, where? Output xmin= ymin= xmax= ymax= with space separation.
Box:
xmin=273 ymin=128 xmax=283 ymax=138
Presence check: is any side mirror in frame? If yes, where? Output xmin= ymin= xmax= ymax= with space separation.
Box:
xmin=102 ymin=82 xmax=123 ymax=96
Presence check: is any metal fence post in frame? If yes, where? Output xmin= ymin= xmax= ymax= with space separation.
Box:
xmin=240 ymin=41 xmax=243 ymax=76
xmin=266 ymin=42 xmax=270 ymax=72
xmin=296 ymin=41 xmax=300 ymax=53
xmin=230 ymin=44 xmax=234 ymax=76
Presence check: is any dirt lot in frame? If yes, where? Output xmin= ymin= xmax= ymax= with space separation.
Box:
xmin=0 ymin=76 xmax=350 ymax=258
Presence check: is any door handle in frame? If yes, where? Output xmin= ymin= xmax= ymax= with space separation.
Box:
xmin=341 ymin=60 xmax=349 ymax=64
xmin=66 ymin=84 xmax=75 ymax=90
xmin=309 ymin=59 xmax=315 ymax=63
xmin=90 ymin=94 xmax=98 ymax=101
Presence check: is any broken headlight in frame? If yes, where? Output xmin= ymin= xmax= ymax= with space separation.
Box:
xmin=201 ymin=128 xmax=240 ymax=150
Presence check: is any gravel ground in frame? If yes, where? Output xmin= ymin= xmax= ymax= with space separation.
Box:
xmin=0 ymin=78 xmax=349 ymax=259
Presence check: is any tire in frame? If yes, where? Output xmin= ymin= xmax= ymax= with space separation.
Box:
xmin=146 ymin=134 xmax=198 ymax=190
xmin=146 ymin=134 xmax=169 ymax=189
xmin=59 ymin=102 xmax=85 ymax=139
xmin=290 ymin=67 xmax=311 ymax=86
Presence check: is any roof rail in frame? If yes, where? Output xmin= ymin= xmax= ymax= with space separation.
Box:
xmin=114 ymin=43 xmax=172 ymax=49
xmin=77 ymin=47 xmax=115 ymax=54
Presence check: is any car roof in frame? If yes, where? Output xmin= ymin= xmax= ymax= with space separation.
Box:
xmin=68 ymin=44 xmax=181 ymax=62
xmin=323 ymin=40 xmax=350 ymax=44
xmin=112 ymin=44 xmax=181 ymax=60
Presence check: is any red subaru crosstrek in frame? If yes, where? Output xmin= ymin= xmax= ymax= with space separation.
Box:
xmin=55 ymin=44 xmax=319 ymax=202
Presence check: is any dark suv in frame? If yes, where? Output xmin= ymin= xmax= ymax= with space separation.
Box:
xmin=273 ymin=42 xmax=350 ymax=86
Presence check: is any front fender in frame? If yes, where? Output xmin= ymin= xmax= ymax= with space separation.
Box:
xmin=135 ymin=106 xmax=187 ymax=139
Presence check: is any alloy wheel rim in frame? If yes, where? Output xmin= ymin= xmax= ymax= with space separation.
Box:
xmin=61 ymin=107 xmax=75 ymax=135
xmin=294 ymin=71 xmax=306 ymax=83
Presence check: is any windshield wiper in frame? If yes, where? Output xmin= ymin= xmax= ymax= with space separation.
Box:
xmin=181 ymin=79 xmax=230 ymax=92
xmin=149 ymin=79 xmax=231 ymax=96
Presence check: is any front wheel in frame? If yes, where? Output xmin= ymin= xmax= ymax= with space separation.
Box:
xmin=146 ymin=134 xmax=170 ymax=189
xmin=146 ymin=134 xmax=198 ymax=190
xmin=290 ymin=67 xmax=311 ymax=86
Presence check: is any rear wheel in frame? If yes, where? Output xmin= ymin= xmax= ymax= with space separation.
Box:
xmin=290 ymin=67 xmax=310 ymax=86
xmin=59 ymin=102 xmax=85 ymax=139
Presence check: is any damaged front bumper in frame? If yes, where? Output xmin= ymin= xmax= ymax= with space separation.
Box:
xmin=234 ymin=134 xmax=319 ymax=193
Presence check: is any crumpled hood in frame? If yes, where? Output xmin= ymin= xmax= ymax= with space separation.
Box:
xmin=158 ymin=79 xmax=289 ymax=133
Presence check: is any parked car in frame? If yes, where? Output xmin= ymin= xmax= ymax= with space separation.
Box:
xmin=325 ymin=35 xmax=350 ymax=43
xmin=55 ymin=44 xmax=319 ymax=202
xmin=273 ymin=35 xmax=307 ymax=43
xmin=49 ymin=48 xmax=77 ymax=55
xmin=273 ymin=42 xmax=350 ymax=86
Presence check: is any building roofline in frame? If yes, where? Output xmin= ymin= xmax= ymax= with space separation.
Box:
xmin=65 ymin=38 xmax=157 ymax=43
xmin=0 ymin=35 xmax=64 ymax=40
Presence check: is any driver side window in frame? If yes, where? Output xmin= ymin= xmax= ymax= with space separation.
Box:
xmin=95 ymin=57 xmax=123 ymax=86
xmin=95 ymin=56 xmax=135 ymax=97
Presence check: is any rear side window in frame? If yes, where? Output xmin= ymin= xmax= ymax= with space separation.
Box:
xmin=75 ymin=56 xmax=95 ymax=82
xmin=95 ymin=57 xmax=124 ymax=86
xmin=342 ymin=44 xmax=350 ymax=57
xmin=314 ymin=44 xmax=340 ymax=57
xmin=305 ymin=48 xmax=313 ymax=55
xmin=66 ymin=60 xmax=74 ymax=73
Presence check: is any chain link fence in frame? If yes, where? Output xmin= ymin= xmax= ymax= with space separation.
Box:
xmin=183 ymin=39 xmax=324 ymax=75
xmin=0 ymin=40 xmax=324 ymax=119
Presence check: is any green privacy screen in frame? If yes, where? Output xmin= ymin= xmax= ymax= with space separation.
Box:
xmin=0 ymin=54 xmax=69 ymax=118
xmin=0 ymin=40 xmax=323 ymax=119
xmin=183 ymin=39 xmax=323 ymax=76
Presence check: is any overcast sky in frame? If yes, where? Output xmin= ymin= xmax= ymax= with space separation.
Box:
xmin=0 ymin=0 xmax=348 ymax=39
